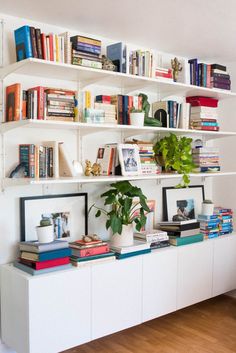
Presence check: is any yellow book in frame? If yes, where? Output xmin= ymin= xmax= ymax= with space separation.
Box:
xmin=55 ymin=35 xmax=59 ymax=62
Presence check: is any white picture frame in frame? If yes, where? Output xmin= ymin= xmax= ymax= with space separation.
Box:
xmin=118 ymin=144 xmax=142 ymax=176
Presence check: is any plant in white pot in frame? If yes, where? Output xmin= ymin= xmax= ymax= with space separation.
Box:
xmin=90 ymin=181 xmax=150 ymax=247
xmin=130 ymin=108 xmax=145 ymax=127
xmin=36 ymin=217 xmax=54 ymax=243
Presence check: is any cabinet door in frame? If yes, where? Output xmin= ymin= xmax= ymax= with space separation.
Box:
xmin=142 ymin=248 xmax=177 ymax=322
xmin=177 ymin=241 xmax=213 ymax=310
xmin=213 ymin=234 xmax=236 ymax=296
xmin=29 ymin=267 xmax=91 ymax=353
xmin=91 ymin=257 xmax=142 ymax=340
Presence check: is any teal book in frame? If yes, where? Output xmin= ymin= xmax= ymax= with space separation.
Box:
xmin=169 ymin=233 xmax=204 ymax=246
xmin=115 ymin=248 xmax=151 ymax=259
xmin=13 ymin=261 xmax=72 ymax=276
xmin=21 ymin=248 xmax=72 ymax=261
xmin=70 ymin=251 xmax=115 ymax=262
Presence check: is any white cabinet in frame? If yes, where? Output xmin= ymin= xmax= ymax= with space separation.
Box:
xmin=1 ymin=265 xmax=91 ymax=353
xmin=177 ymin=241 xmax=214 ymax=309
xmin=142 ymin=248 xmax=177 ymax=321
xmin=91 ymin=257 xmax=142 ymax=339
xmin=212 ymin=235 xmax=236 ymax=296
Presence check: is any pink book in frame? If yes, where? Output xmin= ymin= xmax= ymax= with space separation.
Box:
xmin=72 ymin=244 xmax=110 ymax=258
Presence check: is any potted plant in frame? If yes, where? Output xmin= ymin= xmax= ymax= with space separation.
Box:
xmin=36 ymin=216 xmax=54 ymax=243
xmin=153 ymin=133 xmax=195 ymax=187
xmin=130 ymin=108 xmax=145 ymax=126
xmin=90 ymin=180 xmax=150 ymax=247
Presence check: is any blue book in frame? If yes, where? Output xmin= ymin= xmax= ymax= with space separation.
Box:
xmin=106 ymin=42 xmax=126 ymax=73
xmin=122 ymin=95 xmax=129 ymax=125
xmin=115 ymin=248 xmax=151 ymax=259
xmin=21 ymin=248 xmax=72 ymax=261
xmin=13 ymin=261 xmax=72 ymax=276
xmin=14 ymin=25 xmax=33 ymax=61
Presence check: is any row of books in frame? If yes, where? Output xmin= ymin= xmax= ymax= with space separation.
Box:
xmin=192 ymin=147 xmax=220 ymax=173
xmin=15 ymin=25 xmax=71 ymax=64
xmin=5 ymin=84 xmax=76 ymax=122
xmin=128 ymin=50 xmax=153 ymax=77
xmin=152 ymin=100 xmax=190 ymax=129
xmin=188 ymin=60 xmax=231 ymax=90
xmin=14 ymin=240 xmax=72 ymax=275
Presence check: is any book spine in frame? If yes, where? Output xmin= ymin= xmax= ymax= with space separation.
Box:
xmin=35 ymin=28 xmax=43 ymax=59
xmin=48 ymin=34 xmax=54 ymax=61
xmin=30 ymin=27 xmax=38 ymax=58
xmin=207 ymin=64 xmax=211 ymax=88
xmin=41 ymin=33 xmax=47 ymax=60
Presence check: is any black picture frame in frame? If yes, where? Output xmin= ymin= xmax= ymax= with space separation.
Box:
xmin=20 ymin=193 xmax=88 ymax=242
xmin=162 ymin=185 xmax=205 ymax=221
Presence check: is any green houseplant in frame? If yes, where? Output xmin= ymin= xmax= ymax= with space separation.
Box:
xmin=153 ymin=133 xmax=195 ymax=187
xmin=90 ymin=180 xmax=150 ymax=246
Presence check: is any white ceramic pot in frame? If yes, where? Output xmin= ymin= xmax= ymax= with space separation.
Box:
xmin=110 ymin=224 xmax=134 ymax=247
xmin=36 ymin=225 xmax=54 ymax=243
xmin=201 ymin=202 xmax=214 ymax=216
xmin=130 ymin=112 xmax=145 ymax=127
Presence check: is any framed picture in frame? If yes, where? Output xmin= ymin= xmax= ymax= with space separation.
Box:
xmin=20 ymin=193 xmax=88 ymax=242
xmin=132 ymin=199 xmax=156 ymax=231
xmin=118 ymin=144 xmax=141 ymax=176
xmin=162 ymin=185 xmax=205 ymax=221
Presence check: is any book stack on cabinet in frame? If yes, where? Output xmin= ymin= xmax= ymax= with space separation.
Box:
xmin=14 ymin=240 xmax=72 ymax=275
xmin=110 ymin=240 xmax=151 ymax=259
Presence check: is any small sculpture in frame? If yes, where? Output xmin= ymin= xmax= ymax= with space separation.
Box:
xmin=138 ymin=93 xmax=150 ymax=119
xmin=92 ymin=162 xmax=101 ymax=176
xmin=171 ymin=57 xmax=182 ymax=82
xmin=82 ymin=234 xmax=101 ymax=243
xmin=102 ymin=55 xmax=117 ymax=71
xmin=84 ymin=160 xmax=92 ymax=176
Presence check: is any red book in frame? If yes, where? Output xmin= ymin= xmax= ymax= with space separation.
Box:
xmin=20 ymin=256 xmax=70 ymax=270
xmin=186 ymin=96 xmax=218 ymax=108
xmin=128 ymin=95 xmax=133 ymax=125
xmin=41 ymin=33 xmax=47 ymax=60
xmin=72 ymin=244 xmax=109 ymax=258
xmin=6 ymin=83 xmax=22 ymax=121
xmin=47 ymin=34 xmax=54 ymax=61
xmin=31 ymin=86 xmax=45 ymax=119
xmin=206 ymin=65 xmax=211 ymax=88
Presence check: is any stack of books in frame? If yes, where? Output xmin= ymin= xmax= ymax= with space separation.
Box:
xmin=214 ymin=207 xmax=233 ymax=235
xmin=110 ymin=240 xmax=151 ymax=259
xmin=134 ymin=229 xmax=169 ymax=249
xmin=94 ymin=99 xmax=117 ymax=124
xmin=198 ymin=214 xmax=220 ymax=239
xmin=69 ymin=239 xmax=115 ymax=266
xmin=70 ymin=35 xmax=102 ymax=69
xmin=14 ymin=240 xmax=72 ymax=275
xmin=211 ymin=64 xmax=231 ymax=91
xmin=129 ymin=141 xmax=160 ymax=175
xmin=14 ymin=25 xmax=71 ymax=63
xmin=155 ymin=67 xmax=173 ymax=80
xmin=158 ymin=219 xmax=203 ymax=246
xmin=192 ymin=146 xmax=220 ymax=173
xmin=129 ymin=50 xmax=153 ymax=77
xmin=45 ymin=88 xmax=75 ymax=121
xmin=186 ymin=96 xmax=219 ymax=131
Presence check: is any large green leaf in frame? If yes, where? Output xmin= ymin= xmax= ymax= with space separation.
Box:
xmin=110 ymin=214 xmax=122 ymax=234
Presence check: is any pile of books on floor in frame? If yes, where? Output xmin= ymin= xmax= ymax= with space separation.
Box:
xmin=14 ymin=25 xmax=71 ymax=63
xmin=211 ymin=64 xmax=231 ymax=91
xmin=158 ymin=219 xmax=203 ymax=246
xmin=134 ymin=229 xmax=169 ymax=249
xmin=129 ymin=49 xmax=153 ymax=77
xmin=5 ymin=84 xmax=76 ymax=122
xmin=192 ymin=146 xmax=220 ymax=173
xmin=70 ymin=35 xmax=102 ymax=69
xmin=186 ymin=96 xmax=219 ymax=131
xmin=69 ymin=238 xmax=115 ymax=266
xmin=214 ymin=207 xmax=233 ymax=235
xmin=14 ymin=240 xmax=72 ymax=275
xmin=198 ymin=213 xmax=220 ymax=239
xmin=110 ymin=240 xmax=151 ymax=259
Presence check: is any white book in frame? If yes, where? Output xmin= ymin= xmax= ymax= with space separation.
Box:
xmin=58 ymin=142 xmax=77 ymax=177
xmin=33 ymin=90 xmax=37 ymax=119
xmin=52 ymin=34 xmax=56 ymax=62
xmin=59 ymin=31 xmax=71 ymax=64
xmin=191 ymin=106 xmax=218 ymax=114
xmin=46 ymin=37 xmax=50 ymax=61
xmin=96 ymin=145 xmax=114 ymax=175
xmin=110 ymin=239 xmax=150 ymax=254
xmin=60 ymin=36 xmax=65 ymax=64
xmin=178 ymin=102 xmax=190 ymax=129
xmin=42 ymin=141 xmax=59 ymax=178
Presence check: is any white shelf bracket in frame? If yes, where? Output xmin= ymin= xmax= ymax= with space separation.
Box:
xmin=201 ymin=176 xmax=206 ymax=183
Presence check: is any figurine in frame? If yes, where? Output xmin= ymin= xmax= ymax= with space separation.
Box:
xmin=171 ymin=57 xmax=182 ymax=82
xmin=82 ymin=234 xmax=101 ymax=242
xmin=138 ymin=93 xmax=150 ymax=119
xmin=84 ymin=160 xmax=92 ymax=176
xmin=92 ymin=162 xmax=101 ymax=176
xmin=101 ymin=55 xmax=117 ymax=71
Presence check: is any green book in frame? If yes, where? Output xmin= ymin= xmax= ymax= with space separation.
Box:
xmin=115 ymin=248 xmax=151 ymax=259
xmin=169 ymin=233 xmax=204 ymax=246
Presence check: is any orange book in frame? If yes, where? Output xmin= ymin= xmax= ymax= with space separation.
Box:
xmin=6 ymin=83 xmax=22 ymax=121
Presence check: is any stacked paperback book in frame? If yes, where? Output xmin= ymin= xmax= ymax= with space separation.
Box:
xmin=214 ymin=207 xmax=233 ymax=235
xmin=132 ymin=141 xmax=160 ymax=175
xmin=186 ymin=96 xmax=219 ymax=131
xmin=198 ymin=214 xmax=220 ymax=239
xmin=192 ymin=146 xmax=220 ymax=173
xmin=158 ymin=219 xmax=203 ymax=246
xmin=134 ymin=229 xmax=169 ymax=249
xmin=110 ymin=240 xmax=151 ymax=259
xmin=95 ymin=96 xmax=117 ymax=124
xmin=70 ymin=35 xmax=102 ymax=69
xmin=69 ymin=238 xmax=115 ymax=266
xmin=14 ymin=240 xmax=72 ymax=275
xmin=211 ymin=64 xmax=231 ymax=91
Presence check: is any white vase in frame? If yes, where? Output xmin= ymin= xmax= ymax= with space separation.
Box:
xmin=201 ymin=202 xmax=214 ymax=216
xmin=36 ymin=225 xmax=54 ymax=243
xmin=130 ymin=112 xmax=145 ymax=127
xmin=110 ymin=224 xmax=134 ymax=247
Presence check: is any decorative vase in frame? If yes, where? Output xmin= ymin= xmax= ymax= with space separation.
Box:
xmin=130 ymin=112 xmax=145 ymax=127
xmin=36 ymin=225 xmax=54 ymax=243
xmin=201 ymin=200 xmax=214 ymax=216
xmin=110 ymin=224 xmax=134 ymax=247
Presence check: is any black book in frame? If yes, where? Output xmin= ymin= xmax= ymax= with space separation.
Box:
xmin=29 ymin=27 xmax=38 ymax=58
xmin=211 ymin=64 xmax=226 ymax=72
xmin=35 ymin=28 xmax=43 ymax=59
xmin=159 ymin=221 xmax=200 ymax=232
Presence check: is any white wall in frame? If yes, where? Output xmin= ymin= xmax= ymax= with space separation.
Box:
xmin=0 ymin=12 xmax=225 ymax=353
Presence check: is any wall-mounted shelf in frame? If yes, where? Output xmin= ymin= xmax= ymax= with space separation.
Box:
xmin=1 ymin=120 xmax=236 ymax=140
xmin=1 ymin=58 xmax=236 ymax=98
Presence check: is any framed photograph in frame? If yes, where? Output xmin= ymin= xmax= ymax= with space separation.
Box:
xmin=118 ymin=144 xmax=141 ymax=176
xmin=132 ymin=200 xmax=156 ymax=232
xmin=20 ymin=193 xmax=88 ymax=242
xmin=162 ymin=185 xmax=205 ymax=221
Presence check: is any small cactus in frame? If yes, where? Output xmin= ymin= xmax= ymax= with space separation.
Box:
xmin=39 ymin=218 xmax=51 ymax=227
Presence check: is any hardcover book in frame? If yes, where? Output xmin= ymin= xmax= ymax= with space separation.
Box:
xmin=20 ymin=256 xmax=70 ymax=270
xmin=14 ymin=261 xmax=72 ymax=275
xmin=6 ymin=83 xmax=22 ymax=122
xmin=20 ymin=247 xmax=72 ymax=262
xmin=14 ymin=25 xmax=33 ymax=61
xmin=19 ymin=239 xmax=68 ymax=253
xmin=169 ymin=233 xmax=204 ymax=246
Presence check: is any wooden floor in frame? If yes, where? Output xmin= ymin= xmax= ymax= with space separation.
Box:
xmin=63 ymin=295 xmax=236 ymax=353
